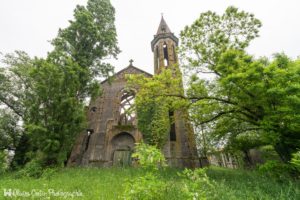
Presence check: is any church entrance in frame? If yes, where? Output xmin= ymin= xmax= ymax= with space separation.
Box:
xmin=113 ymin=149 xmax=132 ymax=166
xmin=111 ymin=132 xmax=135 ymax=167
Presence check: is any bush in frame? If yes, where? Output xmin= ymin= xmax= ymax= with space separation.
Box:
xmin=132 ymin=143 xmax=166 ymax=171
xmin=258 ymin=160 xmax=291 ymax=180
xmin=16 ymin=159 xmax=44 ymax=178
xmin=178 ymin=168 xmax=215 ymax=200
xmin=121 ymin=173 xmax=167 ymax=200
xmin=290 ymin=151 xmax=300 ymax=174
xmin=121 ymin=143 xmax=169 ymax=199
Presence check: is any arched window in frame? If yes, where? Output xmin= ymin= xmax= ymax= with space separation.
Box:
xmin=119 ymin=90 xmax=135 ymax=125
xmin=163 ymin=42 xmax=169 ymax=67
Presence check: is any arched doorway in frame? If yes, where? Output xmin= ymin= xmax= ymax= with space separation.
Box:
xmin=111 ymin=132 xmax=135 ymax=166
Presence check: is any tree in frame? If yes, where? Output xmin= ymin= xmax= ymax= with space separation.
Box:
xmin=50 ymin=0 xmax=120 ymax=100
xmin=0 ymin=109 xmax=22 ymax=151
xmin=179 ymin=6 xmax=261 ymax=76
xmin=178 ymin=6 xmax=299 ymax=163
xmin=0 ymin=51 xmax=33 ymax=118
xmin=0 ymin=0 xmax=120 ymax=167
xmin=25 ymin=58 xmax=86 ymax=166
xmin=181 ymin=49 xmax=300 ymax=163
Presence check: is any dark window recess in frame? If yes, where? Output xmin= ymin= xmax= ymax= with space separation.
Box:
xmin=163 ymin=42 xmax=169 ymax=66
xmin=85 ymin=129 xmax=94 ymax=151
xmin=91 ymin=107 xmax=97 ymax=112
xmin=169 ymin=111 xmax=176 ymax=141
xmin=156 ymin=47 xmax=160 ymax=69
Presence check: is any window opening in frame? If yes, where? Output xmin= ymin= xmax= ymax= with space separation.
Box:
xmin=119 ymin=90 xmax=135 ymax=125
xmin=169 ymin=111 xmax=176 ymax=141
xmin=85 ymin=129 xmax=94 ymax=151
xmin=163 ymin=42 xmax=169 ymax=66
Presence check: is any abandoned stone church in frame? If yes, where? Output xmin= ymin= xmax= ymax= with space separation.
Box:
xmin=68 ymin=17 xmax=200 ymax=168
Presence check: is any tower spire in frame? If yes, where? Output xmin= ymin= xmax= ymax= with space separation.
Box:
xmin=151 ymin=15 xmax=179 ymax=74
xmin=156 ymin=15 xmax=171 ymax=35
xmin=151 ymin=15 xmax=178 ymax=52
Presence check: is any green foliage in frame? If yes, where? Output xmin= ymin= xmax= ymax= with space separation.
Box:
xmin=259 ymin=145 xmax=281 ymax=161
xmin=122 ymin=172 xmax=167 ymax=200
xmin=127 ymin=68 xmax=187 ymax=148
xmin=0 ymin=51 xmax=32 ymax=118
xmin=0 ymin=151 xmax=7 ymax=174
xmin=137 ymin=101 xmax=170 ymax=147
xmin=14 ymin=151 xmax=59 ymax=179
xmin=0 ymin=167 xmax=299 ymax=199
xmin=258 ymin=160 xmax=292 ymax=180
xmin=0 ymin=109 xmax=22 ymax=151
xmin=291 ymin=151 xmax=300 ymax=173
xmin=132 ymin=143 xmax=166 ymax=171
xmin=123 ymin=144 xmax=168 ymax=199
xmin=181 ymin=42 xmax=300 ymax=163
xmin=0 ymin=0 xmax=120 ymax=168
xmin=179 ymin=6 xmax=300 ymax=163
xmin=24 ymin=58 xmax=86 ymax=166
xmin=51 ymin=0 xmax=120 ymax=100
xmin=178 ymin=168 xmax=214 ymax=200
xmin=11 ymin=134 xmax=30 ymax=169
xmin=179 ymin=6 xmax=261 ymax=73
xmin=16 ymin=158 xmax=44 ymax=178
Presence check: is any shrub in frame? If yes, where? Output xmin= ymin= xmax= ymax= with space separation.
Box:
xmin=16 ymin=159 xmax=44 ymax=178
xmin=0 ymin=150 xmax=7 ymax=174
xmin=258 ymin=160 xmax=291 ymax=180
xmin=132 ymin=143 xmax=166 ymax=171
xmin=290 ymin=151 xmax=300 ymax=174
xmin=178 ymin=168 xmax=215 ymax=200
xmin=121 ymin=173 xmax=167 ymax=200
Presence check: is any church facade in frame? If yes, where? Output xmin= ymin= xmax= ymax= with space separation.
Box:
xmin=68 ymin=17 xmax=200 ymax=168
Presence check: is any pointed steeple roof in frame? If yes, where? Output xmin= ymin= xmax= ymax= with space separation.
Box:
xmin=156 ymin=16 xmax=171 ymax=35
xmin=151 ymin=15 xmax=179 ymax=51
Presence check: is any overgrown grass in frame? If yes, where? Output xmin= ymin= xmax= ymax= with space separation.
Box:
xmin=0 ymin=167 xmax=299 ymax=199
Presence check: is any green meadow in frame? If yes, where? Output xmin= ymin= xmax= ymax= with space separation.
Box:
xmin=0 ymin=167 xmax=299 ymax=200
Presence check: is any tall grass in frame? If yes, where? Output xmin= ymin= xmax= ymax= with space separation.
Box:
xmin=0 ymin=167 xmax=299 ymax=199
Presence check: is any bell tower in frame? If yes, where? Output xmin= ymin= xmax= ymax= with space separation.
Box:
xmin=150 ymin=16 xmax=201 ymax=168
xmin=151 ymin=16 xmax=179 ymax=74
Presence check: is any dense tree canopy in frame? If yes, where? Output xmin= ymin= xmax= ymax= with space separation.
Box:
xmin=50 ymin=0 xmax=120 ymax=100
xmin=179 ymin=6 xmax=261 ymax=76
xmin=178 ymin=6 xmax=300 ymax=162
xmin=0 ymin=109 xmax=22 ymax=151
xmin=187 ymin=50 xmax=300 ymax=161
xmin=0 ymin=0 xmax=119 ymax=167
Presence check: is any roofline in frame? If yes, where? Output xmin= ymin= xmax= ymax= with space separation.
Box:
xmin=101 ymin=65 xmax=153 ymax=84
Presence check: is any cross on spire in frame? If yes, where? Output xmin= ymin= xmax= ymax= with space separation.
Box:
xmin=129 ymin=59 xmax=134 ymax=66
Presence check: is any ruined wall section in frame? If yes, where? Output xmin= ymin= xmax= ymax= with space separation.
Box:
xmin=68 ymin=66 xmax=151 ymax=167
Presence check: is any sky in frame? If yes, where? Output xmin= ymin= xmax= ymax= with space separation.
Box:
xmin=0 ymin=0 xmax=300 ymax=74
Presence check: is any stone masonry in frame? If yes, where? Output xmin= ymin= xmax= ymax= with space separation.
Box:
xmin=68 ymin=17 xmax=200 ymax=168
